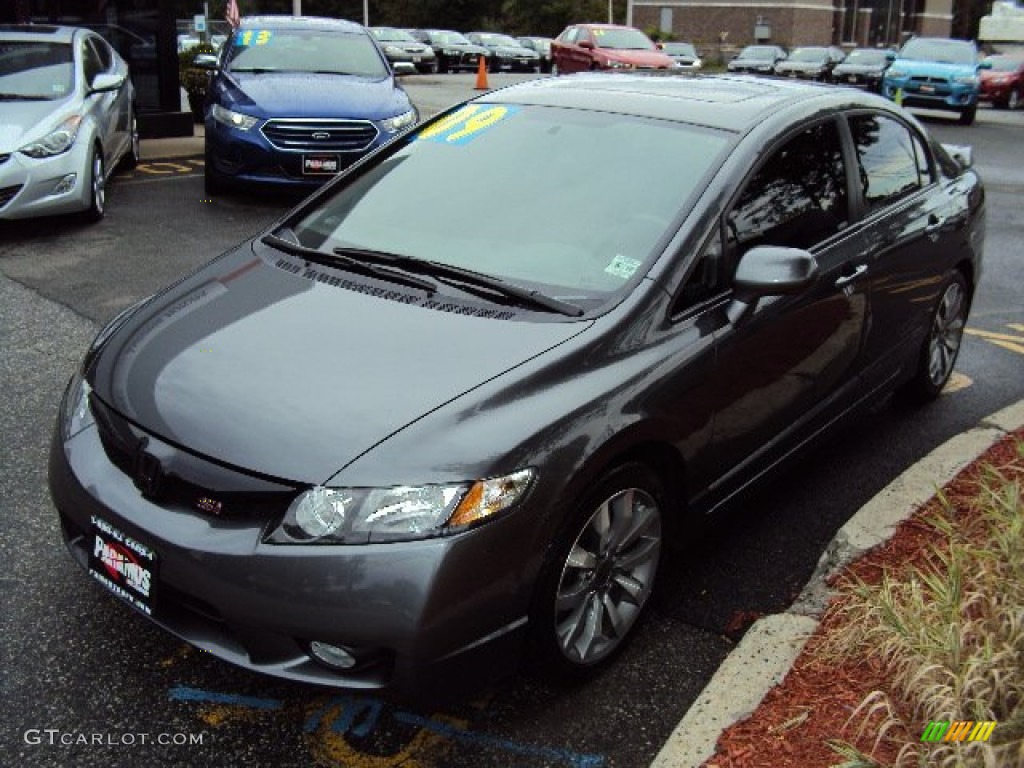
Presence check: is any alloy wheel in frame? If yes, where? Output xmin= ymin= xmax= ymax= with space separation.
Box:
xmin=554 ymin=487 xmax=661 ymax=665
xmin=927 ymin=279 xmax=966 ymax=387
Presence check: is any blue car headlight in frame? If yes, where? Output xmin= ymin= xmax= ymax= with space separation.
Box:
xmin=954 ymin=75 xmax=978 ymax=86
xmin=266 ymin=468 xmax=535 ymax=544
xmin=886 ymin=69 xmax=907 ymax=79
xmin=381 ymin=108 xmax=417 ymax=134
xmin=211 ymin=103 xmax=259 ymax=131
xmin=20 ymin=115 xmax=82 ymax=158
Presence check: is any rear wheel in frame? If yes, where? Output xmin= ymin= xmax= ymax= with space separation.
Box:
xmin=900 ymin=270 xmax=968 ymax=402
xmin=958 ymin=105 xmax=977 ymax=126
xmin=530 ymin=463 xmax=665 ymax=674
xmin=120 ymin=109 xmax=140 ymax=170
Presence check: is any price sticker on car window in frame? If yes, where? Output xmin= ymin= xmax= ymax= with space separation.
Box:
xmin=417 ymin=104 xmax=518 ymax=146
xmin=236 ymin=29 xmax=273 ymax=46
xmin=605 ymin=254 xmax=642 ymax=280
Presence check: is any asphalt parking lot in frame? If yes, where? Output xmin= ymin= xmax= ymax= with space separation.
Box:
xmin=3 ymin=77 xmax=1023 ymax=768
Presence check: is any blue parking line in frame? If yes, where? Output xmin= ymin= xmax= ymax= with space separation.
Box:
xmin=393 ymin=711 xmax=605 ymax=768
xmin=168 ymin=685 xmax=284 ymax=710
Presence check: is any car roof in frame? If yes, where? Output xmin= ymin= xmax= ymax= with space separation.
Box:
xmin=483 ymin=73 xmax=893 ymax=133
xmin=0 ymin=24 xmax=80 ymax=43
xmin=239 ymin=15 xmax=364 ymax=34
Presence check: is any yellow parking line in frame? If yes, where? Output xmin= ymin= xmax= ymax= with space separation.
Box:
xmin=964 ymin=327 xmax=1024 ymax=356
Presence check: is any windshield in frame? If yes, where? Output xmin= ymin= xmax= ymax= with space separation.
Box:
xmin=899 ymin=38 xmax=977 ymax=65
xmin=372 ymin=28 xmax=416 ymax=44
xmin=593 ymin=28 xmax=656 ymax=51
xmin=226 ymin=28 xmax=387 ymax=77
xmin=289 ymin=104 xmax=729 ymax=305
xmin=479 ymin=34 xmax=521 ymax=48
xmin=739 ymin=46 xmax=778 ymax=60
xmin=845 ymin=49 xmax=887 ymax=65
xmin=431 ymin=31 xmax=471 ymax=45
xmin=662 ymin=43 xmax=696 ymax=56
xmin=986 ymin=55 xmax=1023 ymax=72
xmin=0 ymin=40 xmax=73 ymax=99
xmin=788 ymin=48 xmax=827 ymax=63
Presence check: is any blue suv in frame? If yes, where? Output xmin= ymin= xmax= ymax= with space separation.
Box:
xmin=883 ymin=37 xmax=990 ymax=125
xmin=202 ymin=16 xmax=417 ymax=194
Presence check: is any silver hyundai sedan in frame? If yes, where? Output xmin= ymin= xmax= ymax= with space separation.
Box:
xmin=0 ymin=24 xmax=138 ymax=221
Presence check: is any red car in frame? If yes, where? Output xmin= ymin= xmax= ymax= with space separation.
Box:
xmin=979 ymin=54 xmax=1024 ymax=109
xmin=551 ymin=23 xmax=675 ymax=74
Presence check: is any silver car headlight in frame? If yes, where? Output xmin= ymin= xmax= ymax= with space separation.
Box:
xmin=19 ymin=115 xmax=83 ymax=158
xmin=60 ymin=371 xmax=95 ymax=441
xmin=381 ymin=108 xmax=417 ymax=133
xmin=383 ymin=45 xmax=404 ymax=56
xmin=266 ymin=468 xmax=535 ymax=544
xmin=211 ymin=103 xmax=259 ymax=131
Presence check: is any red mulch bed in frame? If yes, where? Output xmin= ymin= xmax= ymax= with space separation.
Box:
xmin=703 ymin=428 xmax=1023 ymax=768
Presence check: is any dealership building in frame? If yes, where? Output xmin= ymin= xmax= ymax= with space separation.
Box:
xmin=627 ymin=0 xmax=954 ymax=49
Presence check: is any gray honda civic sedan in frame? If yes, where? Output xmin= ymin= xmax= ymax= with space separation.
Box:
xmin=50 ymin=74 xmax=984 ymax=697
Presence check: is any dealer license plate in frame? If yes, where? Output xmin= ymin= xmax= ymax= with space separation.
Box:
xmin=919 ymin=84 xmax=935 ymax=93
xmin=88 ymin=516 xmax=158 ymax=615
xmin=848 ymin=75 xmax=858 ymax=83
xmin=303 ymin=154 xmax=340 ymax=175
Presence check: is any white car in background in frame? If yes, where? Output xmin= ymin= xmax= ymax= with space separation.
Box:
xmin=0 ymin=24 xmax=138 ymax=221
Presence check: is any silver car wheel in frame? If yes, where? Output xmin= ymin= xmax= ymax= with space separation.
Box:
xmin=92 ymin=151 xmax=105 ymax=215
xmin=554 ymin=487 xmax=661 ymax=665
xmin=927 ymin=279 xmax=965 ymax=387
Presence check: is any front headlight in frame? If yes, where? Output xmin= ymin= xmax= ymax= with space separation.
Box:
xmin=381 ymin=108 xmax=417 ymax=133
xmin=887 ymin=69 xmax=907 ymax=79
xmin=384 ymin=45 xmax=404 ymax=56
xmin=19 ymin=115 xmax=83 ymax=158
xmin=211 ymin=103 xmax=259 ymax=131
xmin=60 ymin=371 xmax=95 ymax=441
xmin=266 ymin=468 xmax=535 ymax=544
xmin=442 ymin=49 xmax=459 ymax=56
xmin=954 ymin=75 xmax=978 ymax=86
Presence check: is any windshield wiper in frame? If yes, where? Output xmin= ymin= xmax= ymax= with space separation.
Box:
xmin=332 ymin=246 xmax=585 ymax=318
xmin=261 ymin=234 xmax=437 ymax=293
xmin=0 ymin=92 xmax=50 ymax=101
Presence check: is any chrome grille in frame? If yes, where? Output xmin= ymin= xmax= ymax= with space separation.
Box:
xmin=261 ymin=119 xmax=379 ymax=153
xmin=910 ymin=75 xmax=948 ymax=84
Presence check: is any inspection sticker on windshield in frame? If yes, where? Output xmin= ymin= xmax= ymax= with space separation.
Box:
xmin=605 ymin=254 xmax=642 ymax=280
xmin=417 ymin=104 xmax=519 ymax=146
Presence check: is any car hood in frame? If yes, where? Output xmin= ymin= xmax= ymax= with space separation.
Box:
xmin=0 ymin=98 xmax=72 ymax=153
xmin=835 ymin=62 xmax=885 ymax=74
xmin=215 ymin=71 xmax=411 ymax=119
xmin=87 ymin=244 xmax=590 ymax=484
xmin=777 ymin=61 xmax=824 ymax=70
xmin=891 ymin=59 xmax=977 ymax=79
xmin=602 ymin=49 xmax=673 ymax=67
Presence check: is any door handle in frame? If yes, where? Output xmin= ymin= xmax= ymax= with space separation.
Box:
xmin=925 ymin=214 xmax=946 ymax=238
xmin=835 ymin=264 xmax=868 ymax=288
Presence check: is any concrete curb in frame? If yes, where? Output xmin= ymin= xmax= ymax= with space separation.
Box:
xmin=651 ymin=397 xmax=1024 ymax=768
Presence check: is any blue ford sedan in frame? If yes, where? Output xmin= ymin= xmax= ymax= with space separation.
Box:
xmin=202 ymin=16 xmax=417 ymax=194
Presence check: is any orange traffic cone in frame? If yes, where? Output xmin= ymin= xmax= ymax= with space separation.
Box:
xmin=474 ymin=56 xmax=489 ymax=91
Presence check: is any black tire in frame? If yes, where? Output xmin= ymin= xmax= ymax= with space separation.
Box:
xmin=204 ymin=151 xmax=224 ymax=196
xmin=529 ymin=462 xmax=666 ymax=676
xmin=900 ymin=270 xmax=969 ymax=402
xmin=120 ymin=109 xmax=140 ymax=170
xmin=83 ymin=145 xmax=106 ymax=222
xmin=958 ymin=105 xmax=977 ymax=126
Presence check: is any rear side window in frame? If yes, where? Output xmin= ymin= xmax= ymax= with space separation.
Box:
xmin=727 ymin=120 xmax=849 ymax=254
xmin=850 ymin=114 xmax=930 ymax=212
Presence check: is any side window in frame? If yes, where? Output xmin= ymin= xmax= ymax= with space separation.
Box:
xmin=727 ymin=120 xmax=848 ymax=255
xmin=564 ymin=27 xmax=579 ymax=44
xmin=674 ymin=227 xmax=726 ymax=315
xmin=849 ymin=114 xmax=925 ymax=212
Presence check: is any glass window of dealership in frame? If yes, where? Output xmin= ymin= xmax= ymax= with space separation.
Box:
xmin=2 ymin=0 xmax=203 ymax=136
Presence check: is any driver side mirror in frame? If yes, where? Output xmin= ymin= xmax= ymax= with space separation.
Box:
xmin=726 ymin=246 xmax=819 ymax=326
xmin=89 ymin=72 xmax=125 ymax=94
xmin=194 ymin=53 xmax=219 ymax=70
xmin=578 ymin=40 xmax=594 ymax=50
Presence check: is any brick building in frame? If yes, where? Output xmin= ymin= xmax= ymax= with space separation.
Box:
xmin=626 ymin=0 xmax=953 ymax=50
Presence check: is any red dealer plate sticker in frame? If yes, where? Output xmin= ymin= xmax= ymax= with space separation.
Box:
xmin=87 ymin=516 xmax=158 ymax=616
xmin=303 ymin=154 xmax=340 ymax=175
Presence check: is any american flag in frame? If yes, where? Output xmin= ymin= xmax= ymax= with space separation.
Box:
xmin=225 ymin=0 xmax=240 ymax=29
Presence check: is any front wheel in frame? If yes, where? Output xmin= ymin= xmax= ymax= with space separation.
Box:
xmin=530 ymin=463 xmax=665 ymax=674
xmin=900 ymin=271 xmax=969 ymax=402
xmin=958 ymin=105 xmax=977 ymax=126
xmin=83 ymin=146 xmax=105 ymax=222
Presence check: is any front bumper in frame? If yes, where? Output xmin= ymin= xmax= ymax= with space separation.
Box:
xmin=204 ymin=117 xmax=394 ymax=191
xmin=48 ymin=403 xmax=535 ymax=697
xmin=883 ymin=78 xmax=978 ymax=112
xmin=0 ymin=138 xmax=94 ymax=220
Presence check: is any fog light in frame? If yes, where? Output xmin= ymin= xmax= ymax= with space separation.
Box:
xmin=52 ymin=173 xmax=76 ymax=195
xmin=309 ymin=640 xmax=357 ymax=669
